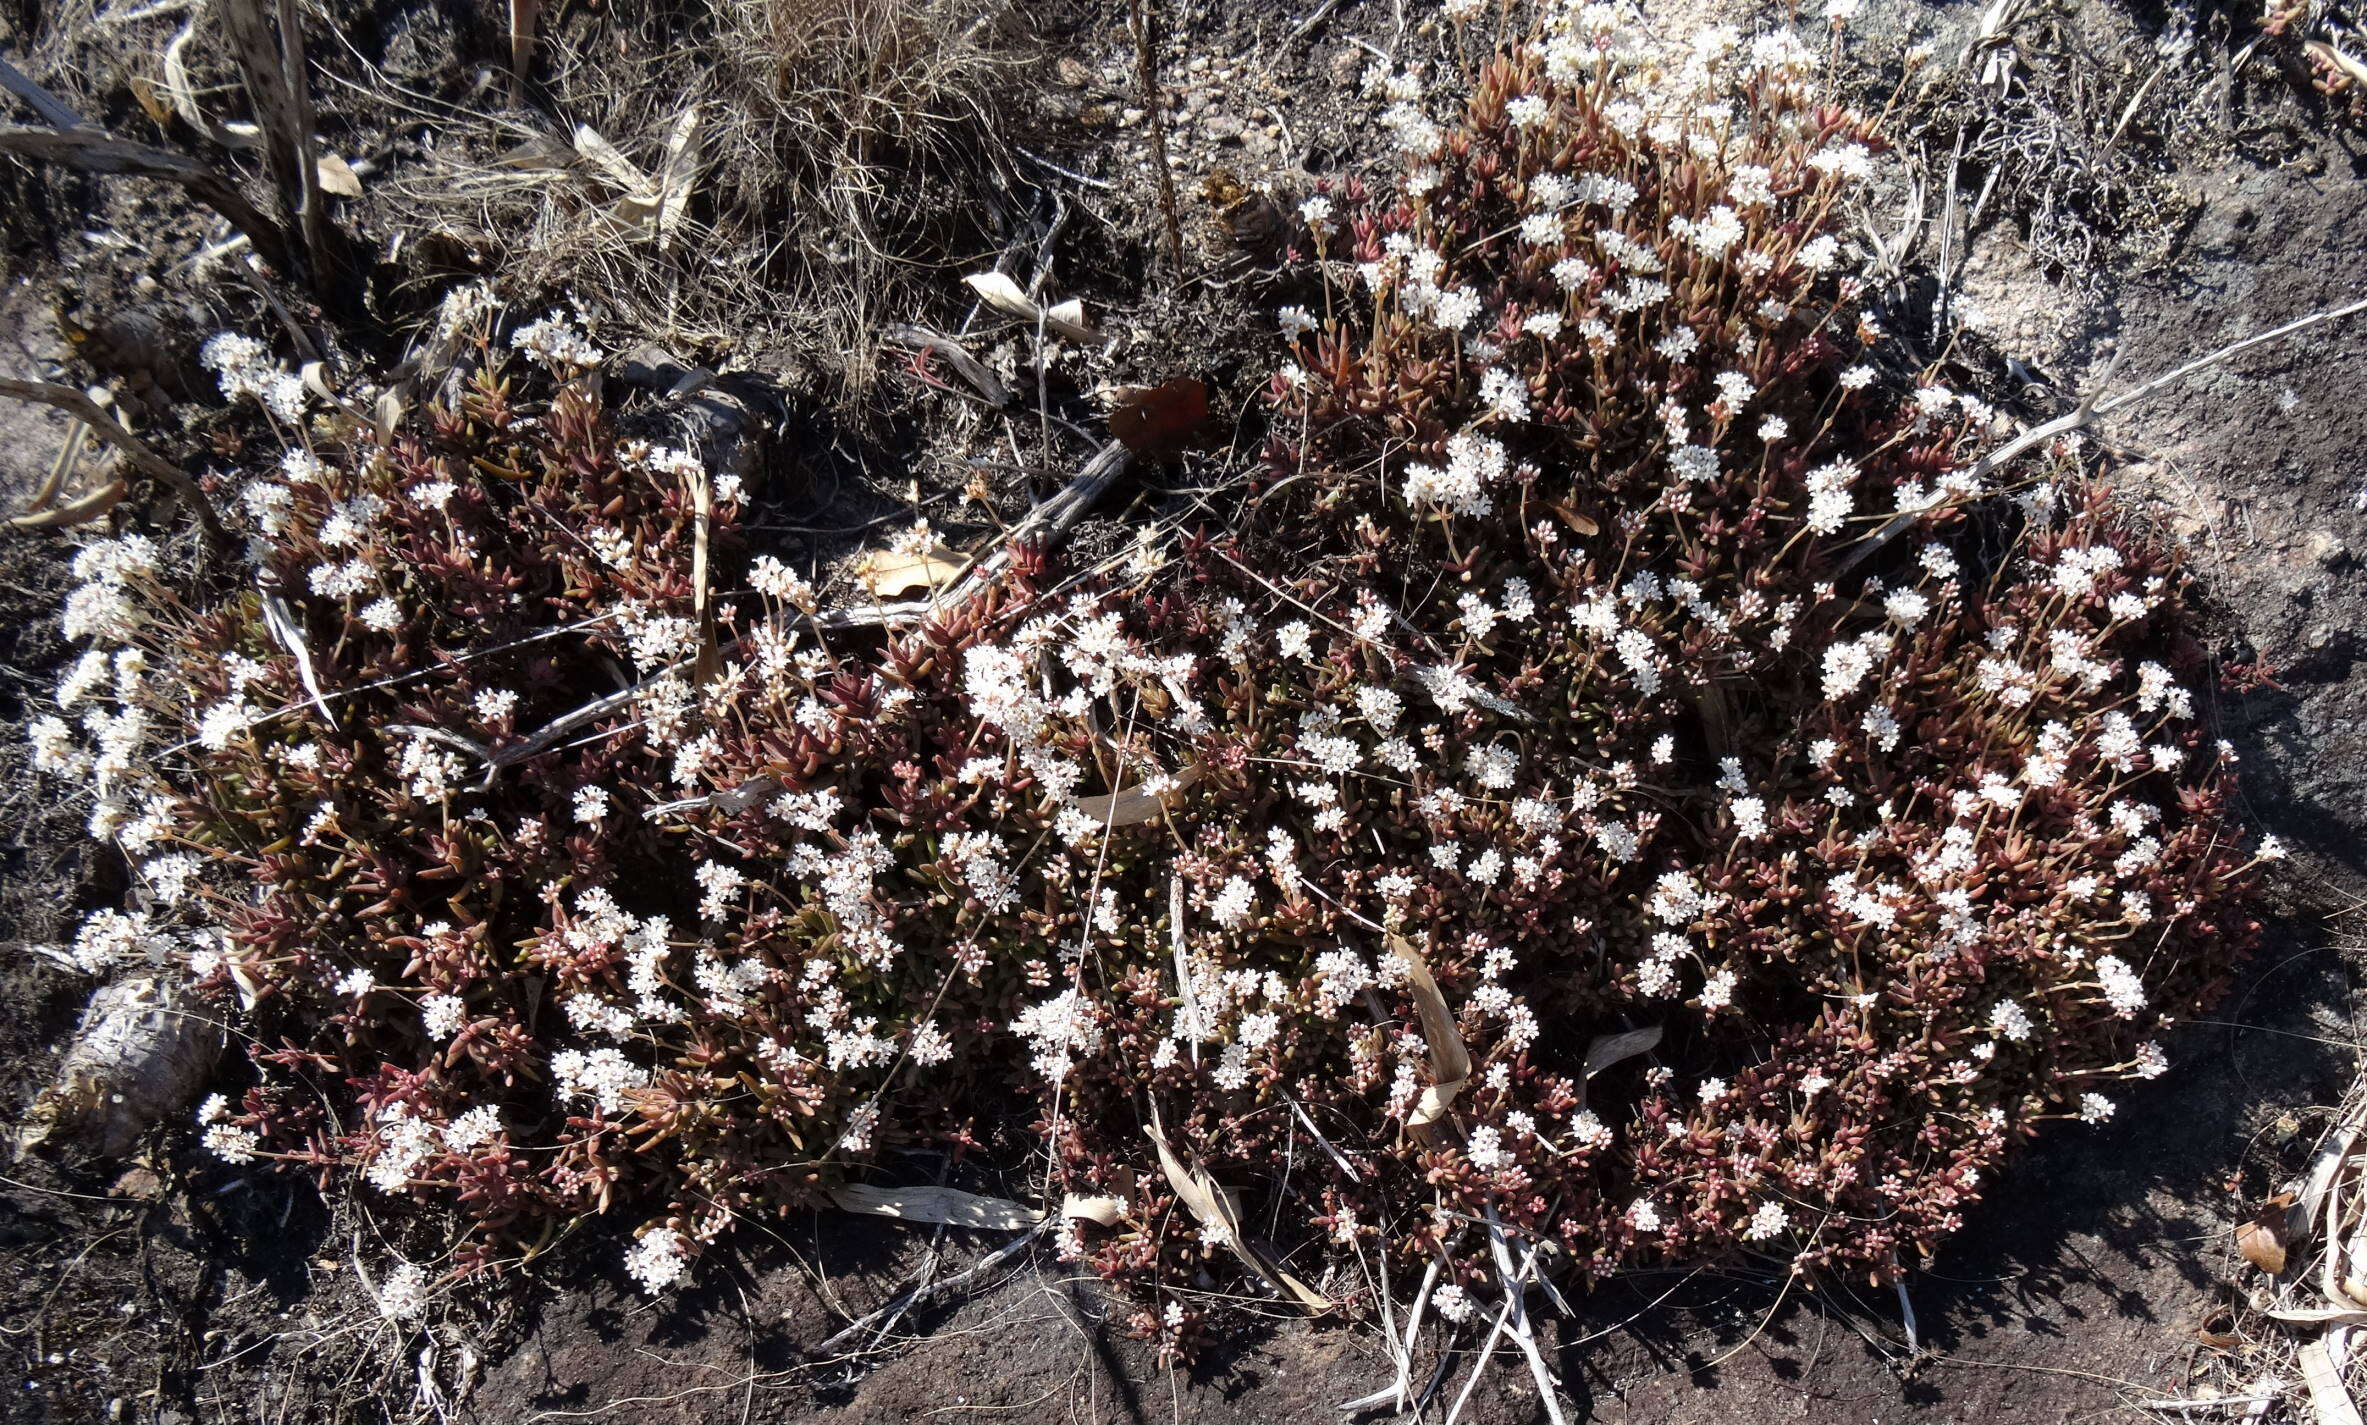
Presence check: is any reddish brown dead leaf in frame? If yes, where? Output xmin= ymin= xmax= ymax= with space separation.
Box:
xmin=1546 ymin=499 xmax=1599 ymax=537
xmin=2238 ymin=1192 xmax=2297 ymax=1274
xmin=1108 ymin=377 xmax=1209 ymax=456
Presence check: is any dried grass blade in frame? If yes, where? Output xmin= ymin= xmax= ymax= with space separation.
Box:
xmin=1170 ymin=875 xmax=1202 ymax=1064
xmin=260 ymin=587 xmax=337 ymax=727
xmin=162 ymin=20 xmax=252 ymax=151
xmin=687 ymin=466 xmax=718 ymax=684
xmin=654 ymin=105 xmax=700 ymax=251
xmin=2269 ymin=1306 xmax=2367 ymax=1326
xmin=22 ymin=419 xmax=87 ymax=514
xmin=1144 ymin=1119 xmax=1328 ymax=1313
xmin=1287 ymin=1097 xmax=1362 ymax=1183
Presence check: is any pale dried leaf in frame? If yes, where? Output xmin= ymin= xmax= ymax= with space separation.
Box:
xmin=853 ymin=546 xmax=968 ymax=599
xmin=1042 ymin=297 xmax=1101 ymax=343
xmin=299 ymin=360 xmax=340 ymax=405
xmin=655 ymin=105 xmax=701 ymax=249
xmin=2301 ymin=1335 xmax=2364 ymax=1425
xmin=2303 ymin=1124 xmax=2361 ymax=1250
xmin=963 ymin=271 xmax=1103 ymax=344
xmin=964 ymin=270 xmax=1038 ymax=320
xmin=315 ymin=152 xmax=361 ymax=197
xmin=1387 ymin=933 xmax=1470 ymax=1130
xmin=601 ymin=194 xmax=660 ymax=243
xmin=2269 ymin=1306 xmax=2367 ymax=1326
xmin=572 ymin=123 xmax=653 ymax=198
xmin=1075 ymin=764 xmax=1202 ymax=828
xmin=1062 ymin=1193 xmax=1127 ymax=1226
xmin=373 ymin=387 xmax=406 ymax=445
xmin=1582 ymin=1025 xmax=1662 ymax=1079
xmin=831 ymin=1183 xmax=1039 ymax=1231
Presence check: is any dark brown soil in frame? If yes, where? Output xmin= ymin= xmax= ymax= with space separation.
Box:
xmin=2 ymin=0 xmax=2364 ymax=1421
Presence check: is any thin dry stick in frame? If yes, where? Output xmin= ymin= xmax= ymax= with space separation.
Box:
xmin=0 ymin=125 xmax=297 ymax=274
xmin=0 ymin=377 xmax=224 ymax=538
xmin=0 ymin=56 xmax=90 ymax=130
xmin=1129 ymin=0 xmax=1184 ymax=278
xmin=811 ymin=439 xmax=1132 ymax=631
xmin=481 ymin=442 xmax=1135 ymax=782
xmin=1839 ymin=292 xmax=2367 ymax=576
xmin=810 ymin=1219 xmax=1049 ymax=1358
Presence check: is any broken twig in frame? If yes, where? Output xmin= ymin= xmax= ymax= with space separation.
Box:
xmin=0 ymin=377 xmax=224 ymax=538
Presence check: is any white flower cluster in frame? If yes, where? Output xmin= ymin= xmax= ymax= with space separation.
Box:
xmin=200 ymin=332 xmax=307 ymax=423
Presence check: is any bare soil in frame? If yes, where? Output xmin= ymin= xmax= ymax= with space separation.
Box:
xmin=1 ymin=0 xmax=2364 ymax=1421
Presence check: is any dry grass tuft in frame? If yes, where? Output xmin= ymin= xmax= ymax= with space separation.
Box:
xmin=392 ymin=0 xmax=1040 ymax=406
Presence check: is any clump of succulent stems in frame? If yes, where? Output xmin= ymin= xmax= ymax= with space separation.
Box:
xmin=30 ymin=1 xmax=2263 ymax=1344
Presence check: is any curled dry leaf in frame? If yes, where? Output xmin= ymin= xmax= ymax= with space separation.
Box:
xmin=2241 ymin=1192 xmax=2299 ymax=1275
xmin=962 ymin=271 xmax=1104 ymax=344
xmin=1386 ymin=933 xmax=1470 ymax=1135
xmin=831 ymin=1183 xmax=1039 ymax=1232
xmin=853 ymin=546 xmax=969 ymax=599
